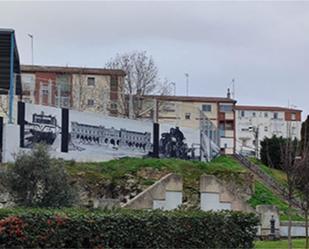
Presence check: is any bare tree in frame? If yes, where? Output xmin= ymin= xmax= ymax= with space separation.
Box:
xmin=294 ymin=118 xmax=309 ymax=249
xmin=279 ymin=123 xmax=299 ymax=249
xmin=106 ymin=51 xmax=171 ymax=118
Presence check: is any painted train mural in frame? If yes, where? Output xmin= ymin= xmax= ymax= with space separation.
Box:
xmin=21 ymin=103 xmax=200 ymax=161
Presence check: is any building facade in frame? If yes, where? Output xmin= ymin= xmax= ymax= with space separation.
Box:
xmin=235 ymin=105 xmax=302 ymax=156
xmin=140 ymin=95 xmax=236 ymax=154
xmin=21 ymin=65 xmax=126 ymax=116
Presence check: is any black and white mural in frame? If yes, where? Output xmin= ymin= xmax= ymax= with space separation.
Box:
xmin=159 ymin=124 xmax=200 ymax=160
xmin=23 ymin=104 xmax=62 ymax=150
xmin=68 ymin=110 xmax=153 ymax=160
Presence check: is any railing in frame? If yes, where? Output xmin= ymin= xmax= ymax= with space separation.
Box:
xmin=233 ymin=153 xmax=302 ymax=209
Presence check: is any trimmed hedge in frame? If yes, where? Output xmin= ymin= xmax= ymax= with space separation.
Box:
xmin=0 ymin=208 xmax=258 ymax=248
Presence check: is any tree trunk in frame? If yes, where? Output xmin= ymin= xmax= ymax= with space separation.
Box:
xmin=305 ymin=209 xmax=309 ymax=249
xmin=288 ymin=186 xmax=293 ymax=249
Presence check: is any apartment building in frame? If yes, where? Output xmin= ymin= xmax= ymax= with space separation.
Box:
xmin=235 ymin=105 xmax=302 ymax=156
xmin=21 ymin=65 xmax=126 ymax=116
xmin=140 ymin=95 xmax=236 ymax=154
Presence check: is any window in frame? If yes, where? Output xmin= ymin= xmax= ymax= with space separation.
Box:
xmin=264 ymin=112 xmax=268 ymax=118
xmin=202 ymin=104 xmax=212 ymax=112
xmin=219 ymin=104 xmax=233 ymax=112
xmin=291 ymin=112 xmax=296 ymax=121
xmin=42 ymin=89 xmax=49 ymax=96
xmin=87 ymin=77 xmax=95 ymax=86
xmin=87 ymin=99 xmax=94 ymax=106
xmin=273 ymin=112 xmax=278 ymax=119
xmin=264 ymin=126 xmax=268 ymax=132
xmin=240 ymin=111 xmax=245 ymax=117
xmin=252 ymin=112 xmax=256 ymax=117
xmin=111 ymin=103 xmax=118 ymax=110
xmin=110 ymin=75 xmax=118 ymax=90
xmin=185 ymin=113 xmax=191 ymax=120
xmin=225 ymin=122 xmax=234 ymax=130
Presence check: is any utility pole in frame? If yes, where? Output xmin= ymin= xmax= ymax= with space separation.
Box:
xmin=185 ymin=73 xmax=189 ymax=96
xmin=231 ymin=78 xmax=235 ymax=99
xmin=28 ymin=34 xmax=34 ymax=65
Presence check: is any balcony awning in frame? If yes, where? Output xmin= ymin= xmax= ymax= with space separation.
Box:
xmin=0 ymin=28 xmax=22 ymax=95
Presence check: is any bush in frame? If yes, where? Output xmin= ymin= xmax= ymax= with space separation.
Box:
xmin=0 ymin=208 xmax=258 ymax=248
xmin=4 ymin=144 xmax=77 ymax=207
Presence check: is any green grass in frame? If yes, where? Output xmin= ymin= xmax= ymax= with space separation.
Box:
xmin=255 ymin=239 xmax=306 ymax=249
xmin=250 ymin=158 xmax=287 ymax=186
xmin=65 ymin=155 xmax=246 ymax=185
xmin=248 ymin=181 xmax=303 ymax=221
xmin=65 ymin=156 xmax=247 ymax=207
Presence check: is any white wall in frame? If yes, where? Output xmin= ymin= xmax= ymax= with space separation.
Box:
xmin=201 ymin=192 xmax=231 ymax=211
xmin=236 ymin=110 xmax=302 ymax=154
xmin=2 ymin=124 xmax=20 ymax=163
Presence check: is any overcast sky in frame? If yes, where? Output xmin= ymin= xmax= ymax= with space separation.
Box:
xmin=1 ymin=1 xmax=308 ymax=117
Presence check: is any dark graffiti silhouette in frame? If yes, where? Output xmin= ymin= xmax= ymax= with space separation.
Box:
xmin=159 ymin=127 xmax=189 ymax=159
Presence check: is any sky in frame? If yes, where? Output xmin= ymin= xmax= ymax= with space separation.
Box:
xmin=1 ymin=1 xmax=308 ymax=117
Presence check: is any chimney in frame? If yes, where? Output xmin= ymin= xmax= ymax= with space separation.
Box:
xmin=227 ymin=88 xmax=231 ymax=99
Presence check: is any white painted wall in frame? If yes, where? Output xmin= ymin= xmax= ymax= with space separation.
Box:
xmin=2 ymin=124 xmax=20 ymax=163
xmin=153 ymin=191 xmax=182 ymax=210
xmin=236 ymin=110 xmax=302 ymax=155
xmin=280 ymin=225 xmax=306 ymax=237
xmin=201 ymin=192 xmax=231 ymax=211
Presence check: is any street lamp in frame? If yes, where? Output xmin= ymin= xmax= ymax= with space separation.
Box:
xmin=185 ymin=73 xmax=189 ymax=96
xmin=27 ymin=34 xmax=34 ymax=65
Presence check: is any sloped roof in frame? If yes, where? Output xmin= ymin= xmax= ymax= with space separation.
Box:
xmin=143 ymin=95 xmax=236 ymax=103
xmin=21 ymin=65 xmax=126 ymax=76
xmin=236 ymin=105 xmax=302 ymax=112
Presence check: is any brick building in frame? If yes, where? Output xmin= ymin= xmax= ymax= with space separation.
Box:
xmin=21 ymin=65 xmax=126 ymax=116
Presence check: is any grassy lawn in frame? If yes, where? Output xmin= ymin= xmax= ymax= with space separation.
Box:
xmin=65 ymin=155 xmax=246 ymax=185
xmin=64 ymin=156 xmax=248 ymax=205
xmin=250 ymin=158 xmax=287 ymax=186
xmin=255 ymin=239 xmax=306 ymax=249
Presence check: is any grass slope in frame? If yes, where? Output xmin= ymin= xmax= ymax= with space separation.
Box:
xmin=66 ymin=155 xmax=298 ymax=216
xmin=255 ymin=239 xmax=305 ymax=249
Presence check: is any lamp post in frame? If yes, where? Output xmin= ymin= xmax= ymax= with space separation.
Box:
xmin=185 ymin=73 xmax=189 ymax=96
xmin=27 ymin=34 xmax=34 ymax=65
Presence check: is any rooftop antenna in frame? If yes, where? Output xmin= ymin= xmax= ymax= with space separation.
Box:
xmin=231 ymin=78 xmax=235 ymax=99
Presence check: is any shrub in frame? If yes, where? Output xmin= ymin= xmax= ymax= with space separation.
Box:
xmin=0 ymin=208 xmax=258 ymax=248
xmin=4 ymin=144 xmax=77 ymax=207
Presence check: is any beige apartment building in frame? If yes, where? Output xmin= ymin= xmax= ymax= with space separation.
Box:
xmin=140 ymin=95 xmax=236 ymax=154
xmin=21 ymin=65 xmax=126 ymax=116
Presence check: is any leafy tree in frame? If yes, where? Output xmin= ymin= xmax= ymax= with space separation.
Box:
xmin=4 ymin=144 xmax=77 ymax=207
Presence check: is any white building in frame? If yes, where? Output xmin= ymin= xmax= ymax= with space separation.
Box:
xmin=235 ymin=105 xmax=302 ymax=156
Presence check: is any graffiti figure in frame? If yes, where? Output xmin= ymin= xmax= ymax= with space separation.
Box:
xmin=159 ymin=127 xmax=189 ymax=159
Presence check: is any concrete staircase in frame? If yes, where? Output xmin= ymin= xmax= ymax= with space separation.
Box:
xmin=233 ymin=153 xmax=302 ymax=209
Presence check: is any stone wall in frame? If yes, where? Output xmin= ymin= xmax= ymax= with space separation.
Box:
xmin=123 ymin=173 xmax=183 ymax=210
xmin=200 ymin=174 xmax=253 ymax=212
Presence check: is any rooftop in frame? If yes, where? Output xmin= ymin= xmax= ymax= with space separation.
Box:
xmin=21 ymin=64 xmax=126 ymax=76
xmin=142 ymin=95 xmax=236 ymax=103
xmin=236 ymin=105 xmax=302 ymax=112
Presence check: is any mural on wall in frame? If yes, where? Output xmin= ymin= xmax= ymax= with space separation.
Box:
xmin=159 ymin=124 xmax=200 ymax=160
xmin=159 ymin=127 xmax=189 ymax=159
xmin=68 ymin=110 xmax=153 ymax=160
xmin=23 ymin=104 xmax=62 ymax=149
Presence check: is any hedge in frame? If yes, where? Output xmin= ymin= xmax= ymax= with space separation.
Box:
xmin=0 ymin=208 xmax=258 ymax=248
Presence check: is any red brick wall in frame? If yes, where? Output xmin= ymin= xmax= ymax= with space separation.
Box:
xmin=35 ymin=72 xmax=56 ymax=105
xmin=285 ymin=111 xmax=301 ymax=121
